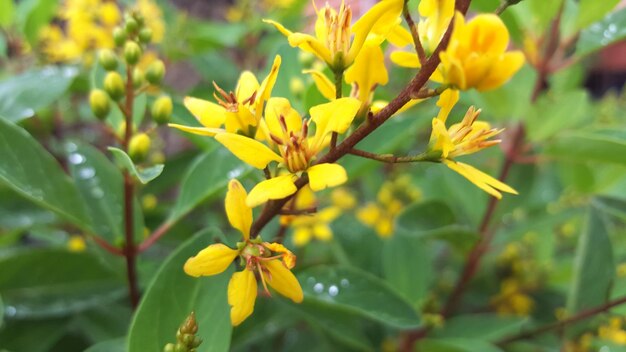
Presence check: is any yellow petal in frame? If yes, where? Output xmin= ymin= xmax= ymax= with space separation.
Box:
xmin=390 ymin=51 xmax=421 ymax=68
xmin=246 ymin=174 xmax=298 ymax=208
xmin=262 ymin=259 xmax=303 ymax=303
xmin=235 ymin=71 xmax=260 ymax=103
xmin=345 ymin=40 xmax=388 ymax=106
xmin=443 ymin=160 xmax=517 ymax=199
xmin=263 ymin=19 xmax=293 ymax=37
xmin=184 ymin=243 xmax=239 ymax=277
xmin=293 ymin=227 xmax=312 ymax=247
xmin=307 ymin=163 xmax=347 ymax=191
xmin=465 ymin=14 xmax=509 ymax=54
xmin=168 ymin=124 xmax=223 ymax=137
xmin=228 ymin=270 xmax=257 ymax=326
xmin=288 ymin=33 xmax=333 ymax=65
xmin=264 ymin=242 xmax=296 ymax=269
xmin=225 ymin=179 xmax=252 ymax=240
xmin=386 ymin=21 xmax=413 ymax=47
xmin=348 ymin=0 xmax=404 ymax=64
xmin=313 ymin=223 xmax=333 ymax=241
xmin=436 ymin=89 xmax=459 ymax=123
xmin=309 ymin=98 xmax=361 ymax=149
xmin=264 ymin=97 xmax=302 ymax=138
xmin=303 ymin=70 xmax=336 ymax=101
xmin=257 ymin=55 xmax=282 ymax=111
xmin=184 ymin=97 xmax=226 ymax=128
xmin=214 ymin=133 xmax=282 ymax=169
xmin=476 ymin=51 xmax=525 ymax=91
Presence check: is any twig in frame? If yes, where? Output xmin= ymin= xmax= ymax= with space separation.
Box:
xmin=348 ymin=148 xmax=440 ymax=163
xmin=403 ymin=2 xmax=427 ymax=65
xmin=279 ymin=207 xmax=317 ymax=215
xmin=90 ymin=233 xmax=124 ymax=255
xmin=137 ymin=221 xmax=174 ymax=252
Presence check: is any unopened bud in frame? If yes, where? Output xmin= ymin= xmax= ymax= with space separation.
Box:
xmin=151 ymin=96 xmax=172 ymax=125
xmin=180 ymin=312 xmax=198 ymax=335
xmin=124 ymin=41 xmax=142 ymax=66
xmin=125 ymin=18 xmax=139 ymax=34
xmin=104 ymin=72 xmax=125 ymax=101
xmin=129 ymin=133 xmax=151 ymax=163
xmin=145 ymin=60 xmax=165 ymax=85
xmin=98 ymin=49 xmax=118 ymax=71
xmin=163 ymin=343 xmax=176 ymax=352
xmin=113 ymin=27 xmax=127 ymax=47
xmin=133 ymin=67 xmax=145 ymax=88
xmin=139 ymin=28 xmax=153 ymax=44
xmin=174 ymin=344 xmax=186 ymax=352
xmin=89 ymin=89 xmax=110 ymax=120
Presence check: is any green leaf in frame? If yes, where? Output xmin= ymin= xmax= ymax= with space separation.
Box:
xmin=576 ymin=0 xmax=620 ymax=30
xmin=567 ymin=207 xmax=614 ymax=315
xmin=84 ymin=338 xmax=125 ymax=352
xmin=383 ymin=234 xmax=432 ymax=307
xmin=525 ymin=90 xmax=590 ymax=142
xmin=431 ymin=314 xmax=528 ymax=342
xmin=128 ymin=229 xmax=232 ymax=352
xmin=544 ymin=132 xmax=626 ymax=166
xmin=417 ymin=338 xmax=504 ymax=352
xmin=169 ymin=148 xmax=251 ymax=222
xmin=0 ymin=318 xmax=69 ymax=352
xmin=577 ymin=8 xmax=626 ymax=57
xmin=0 ymin=294 xmax=4 ymax=329
xmin=396 ymin=199 xmax=456 ymax=233
xmin=0 ymin=66 xmax=78 ymax=122
xmin=108 ymin=147 xmax=164 ymax=184
xmin=0 ymin=118 xmax=88 ymax=227
xmin=19 ymin=0 xmax=58 ymax=45
xmin=298 ymin=265 xmax=421 ymax=328
xmin=0 ymin=249 xmax=125 ymax=319
xmin=0 ymin=0 xmax=15 ymax=27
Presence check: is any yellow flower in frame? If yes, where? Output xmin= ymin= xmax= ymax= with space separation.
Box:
xmin=357 ymin=203 xmax=394 ymax=237
xmin=264 ymin=0 xmax=403 ymax=70
xmin=330 ymin=187 xmax=356 ymax=210
xmin=428 ymin=90 xmax=517 ymax=199
xmin=184 ymin=179 xmax=303 ymax=326
xmin=170 ymin=56 xmax=281 ymax=138
xmin=205 ymin=97 xmax=360 ymax=207
xmin=67 ymin=236 xmax=86 ymax=252
xmin=391 ymin=12 xmax=524 ymax=91
xmin=491 ymin=279 xmax=534 ymax=316
xmin=135 ymin=0 xmax=165 ymax=43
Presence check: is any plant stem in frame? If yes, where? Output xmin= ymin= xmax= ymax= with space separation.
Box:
xmin=123 ymin=64 xmax=140 ymax=309
xmin=137 ymin=221 xmax=173 ymax=252
xmin=403 ymin=1 xmax=427 ymax=65
xmin=348 ymin=148 xmax=440 ymax=163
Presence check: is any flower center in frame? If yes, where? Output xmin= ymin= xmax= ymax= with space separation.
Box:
xmin=269 ymin=115 xmax=312 ymax=173
xmin=323 ymin=3 xmax=352 ymax=63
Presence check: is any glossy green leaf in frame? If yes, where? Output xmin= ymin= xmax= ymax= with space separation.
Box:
xmin=169 ymin=147 xmax=251 ymax=222
xmin=577 ymin=7 xmax=626 ymax=57
xmin=0 ymin=249 xmax=125 ymax=319
xmin=84 ymin=338 xmax=125 ymax=352
xmin=396 ymin=199 xmax=456 ymax=233
xmin=431 ymin=314 xmax=528 ymax=342
xmin=108 ymin=147 xmax=164 ymax=184
xmin=526 ymin=90 xmax=590 ymax=142
xmin=298 ymin=266 xmax=421 ymax=328
xmin=0 ymin=318 xmax=68 ymax=352
xmin=0 ymin=66 xmax=78 ymax=122
xmin=576 ymin=0 xmax=620 ymax=30
xmin=0 ymin=118 xmax=88 ymax=227
xmin=566 ymin=208 xmax=614 ymax=316
xmin=544 ymin=132 xmax=626 ymax=166
xmin=383 ymin=234 xmax=432 ymax=307
xmin=417 ymin=338 xmax=504 ymax=352
xmin=128 ymin=229 xmax=231 ymax=352
xmin=0 ymin=0 xmax=15 ymax=27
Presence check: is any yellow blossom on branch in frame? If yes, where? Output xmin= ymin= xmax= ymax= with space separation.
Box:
xmin=428 ymin=90 xmax=517 ymax=199
xmin=264 ymin=0 xmax=403 ymax=70
xmin=184 ymin=179 xmax=303 ymax=326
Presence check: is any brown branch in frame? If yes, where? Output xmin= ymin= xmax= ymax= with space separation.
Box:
xmin=90 ymin=233 xmax=124 ymax=255
xmin=137 ymin=221 xmax=174 ymax=252
xmin=497 ymin=295 xmax=626 ymax=345
xmin=348 ymin=148 xmax=440 ymax=163
xmin=279 ymin=207 xmax=317 ymax=215
xmin=403 ymin=2 xmax=427 ymax=65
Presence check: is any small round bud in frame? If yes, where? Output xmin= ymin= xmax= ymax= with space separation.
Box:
xmin=174 ymin=344 xmax=186 ymax=352
xmin=98 ymin=49 xmax=118 ymax=71
xmin=129 ymin=133 xmax=151 ymax=163
xmin=163 ymin=343 xmax=176 ymax=352
xmin=133 ymin=12 xmax=146 ymax=26
xmin=89 ymin=89 xmax=110 ymax=120
xmin=133 ymin=67 xmax=145 ymax=88
xmin=113 ymin=27 xmax=127 ymax=47
xmin=124 ymin=41 xmax=142 ymax=66
xmin=103 ymin=72 xmax=125 ymax=101
xmin=145 ymin=60 xmax=165 ymax=85
xmin=139 ymin=28 xmax=153 ymax=44
xmin=117 ymin=121 xmax=126 ymax=139
xmin=182 ymin=334 xmax=195 ymax=346
xmin=125 ymin=18 xmax=139 ymax=34
xmin=151 ymin=95 xmax=173 ymax=125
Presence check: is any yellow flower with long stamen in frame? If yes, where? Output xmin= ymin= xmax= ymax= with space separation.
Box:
xmin=170 ymin=55 xmax=281 ymax=138
xmin=429 ymin=90 xmax=517 ymax=199
xmin=212 ymin=97 xmax=361 ymax=207
xmin=184 ymin=179 xmax=303 ymax=326
xmin=264 ymin=0 xmax=403 ymax=70
xmin=391 ymin=9 xmax=524 ymax=91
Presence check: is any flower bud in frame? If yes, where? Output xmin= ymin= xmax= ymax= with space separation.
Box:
xmin=151 ymin=96 xmax=173 ymax=125
xmin=98 ymin=49 xmax=118 ymax=71
xmin=104 ymin=72 xmax=125 ymax=101
xmin=174 ymin=344 xmax=186 ymax=352
xmin=113 ymin=27 xmax=127 ymax=47
xmin=133 ymin=67 xmax=145 ymax=88
xmin=145 ymin=60 xmax=165 ymax=85
xmin=163 ymin=343 xmax=175 ymax=352
xmin=129 ymin=133 xmax=151 ymax=163
xmin=89 ymin=89 xmax=110 ymax=120
xmin=125 ymin=18 xmax=139 ymax=34
xmin=139 ymin=28 xmax=153 ymax=44
xmin=124 ymin=41 xmax=142 ymax=66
